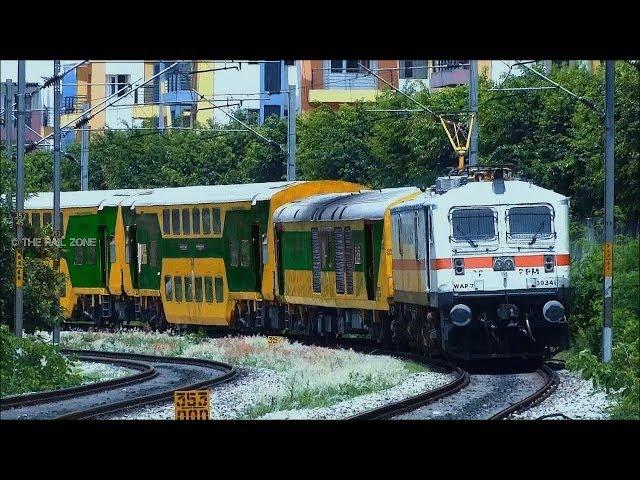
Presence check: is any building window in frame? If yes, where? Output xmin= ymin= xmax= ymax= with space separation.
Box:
xmin=404 ymin=60 xmax=414 ymax=78
xmin=264 ymin=61 xmax=281 ymax=93
xmin=330 ymin=60 xmax=369 ymax=74
xmin=263 ymin=104 xmax=281 ymax=119
xmin=43 ymin=212 xmax=52 ymax=226
xmin=330 ymin=60 xmax=343 ymax=73
xmin=32 ymin=212 xmax=41 ymax=229
xmin=107 ymin=74 xmax=130 ymax=97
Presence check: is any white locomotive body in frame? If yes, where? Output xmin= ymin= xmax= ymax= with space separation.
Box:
xmin=390 ymin=170 xmax=571 ymax=359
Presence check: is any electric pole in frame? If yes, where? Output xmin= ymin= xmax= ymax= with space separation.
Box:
xmin=287 ymin=84 xmax=296 ymax=181
xmin=469 ymin=60 xmax=479 ymax=166
xmin=14 ymin=62 xmax=26 ymax=337
xmin=80 ymin=103 xmax=89 ymax=190
xmin=52 ymin=60 xmax=62 ymax=344
xmin=602 ymin=60 xmax=615 ymax=363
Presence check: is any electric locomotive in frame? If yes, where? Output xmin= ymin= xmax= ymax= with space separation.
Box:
xmin=390 ymin=168 xmax=571 ymax=359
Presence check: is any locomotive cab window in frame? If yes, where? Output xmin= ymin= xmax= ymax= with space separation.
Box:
xmin=507 ymin=205 xmax=554 ymax=241
xmin=450 ymin=208 xmax=496 ymax=244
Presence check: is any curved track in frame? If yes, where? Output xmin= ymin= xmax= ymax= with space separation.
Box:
xmin=1 ymin=350 xmax=236 ymax=420
xmin=391 ymin=362 xmax=558 ymax=420
xmin=348 ymin=352 xmax=470 ymax=420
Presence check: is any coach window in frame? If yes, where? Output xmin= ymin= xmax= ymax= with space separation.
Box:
xmin=202 ymin=208 xmax=211 ymax=234
xmin=174 ymin=276 xmax=183 ymax=302
xmin=212 ymin=208 xmax=221 ymax=234
xmin=165 ymin=276 xmax=173 ymax=301
xmin=192 ymin=208 xmax=201 ymax=235
xmin=43 ymin=211 xmax=52 ymax=226
xmin=74 ymin=245 xmax=84 ymax=265
xmin=109 ymin=236 xmax=116 ymax=263
xmin=87 ymin=245 xmax=96 ymax=265
xmin=32 ymin=212 xmax=41 ymax=229
xmin=204 ymin=276 xmax=214 ymax=303
xmin=149 ymin=241 xmax=158 ymax=267
xmin=507 ymin=206 xmax=554 ymax=241
xmin=215 ymin=277 xmax=224 ymax=303
xmin=182 ymin=208 xmax=191 ymax=235
xmin=172 ymin=209 xmax=181 ymax=235
xmin=184 ymin=276 xmax=193 ymax=302
xmin=230 ymin=240 xmax=239 ymax=267
xmin=240 ymin=240 xmax=251 ymax=267
xmin=451 ymin=208 xmax=496 ymax=243
xmin=194 ymin=276 xmax=203 ymax=302
xmin=163 ymin=209 xmax=170 ymax=235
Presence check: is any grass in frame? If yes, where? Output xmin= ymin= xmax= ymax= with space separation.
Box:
xmin=54 ymin=330 xmax=426 ymax=418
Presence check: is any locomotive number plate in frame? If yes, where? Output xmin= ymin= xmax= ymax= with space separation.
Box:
xmin=174 ymin=390 xmax=210 ymax=420
xmin=527 ymin=277 xmax=556 ymax=288
xmin=268 ymin=336 xmax=284 ymax=346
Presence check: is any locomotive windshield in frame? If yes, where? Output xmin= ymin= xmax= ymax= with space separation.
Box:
xmin=451 ymin=208 xmax=496 ymax=244
xmin=507 ymin=206 xmax=553 ymax=241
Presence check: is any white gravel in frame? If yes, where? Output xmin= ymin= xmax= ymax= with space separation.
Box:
xmin=259 ymin=371 xmax=454 ymax=420
xmin=509 ymin=369 xmax=612 ymax=420
xmin=106 ymin=367 xmax=454 ymax=420
xmin=74 ymin=361 xmax=136 ymax=385
xmin=107 ymin=366 xmax=288 ymax=420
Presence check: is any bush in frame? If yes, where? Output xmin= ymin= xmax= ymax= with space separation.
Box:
xmin=0 ymin=324 xmax=82 ymax=396
xmin=567 ymin=236 xmax=639 ymax=419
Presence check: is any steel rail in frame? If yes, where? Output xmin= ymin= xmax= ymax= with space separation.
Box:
xmin=347 ymin=351 xmax=470 ymax=420
xmin=489 ymin=364 xmax=559 ymax=420
xmin=55 ymin=349 xmax=237 ymax=420
xmin=1 ymin=354 xmax=157 ymax=411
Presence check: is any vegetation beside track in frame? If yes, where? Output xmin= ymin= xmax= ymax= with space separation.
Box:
xmin=59 ymin=331 xmax=427 ymax=418
xmin=0 ymin=324 xmax=82 ymax=396
xmin=566 ymin=236 xmax=639 ymax=419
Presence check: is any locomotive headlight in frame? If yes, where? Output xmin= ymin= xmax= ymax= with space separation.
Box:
xmin=454 ymin=258 xmax=465 ymax=275
xmin=544 ymin=255 xmax=555 ymax=273
xmin=450 ymin=304 xmax=472 ymax=327
xmin=493 ymin=256 xmax=515 ymax=271
xmin=543 ymin=300 xmax=565 ymax=322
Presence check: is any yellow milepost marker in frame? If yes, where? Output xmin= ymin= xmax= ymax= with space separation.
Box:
xmin=268 ymin=335 xmax=284 ymax=346
xmin=174 ymin=390 xmax=210 ymax=420
xmin=15 ymin=250 xmax=24 ymax=288
xmin=603 ymin=242 xmax=613 ymax=277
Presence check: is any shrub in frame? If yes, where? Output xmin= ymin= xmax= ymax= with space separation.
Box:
xmin=0 ymin=324 xmax=82 ymax=396
xmin=567 ymin=236 xmax=639 ymax=419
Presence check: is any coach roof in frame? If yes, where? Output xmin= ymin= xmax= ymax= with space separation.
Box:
xmin=274 ymin=187 xmax=421 ymax=222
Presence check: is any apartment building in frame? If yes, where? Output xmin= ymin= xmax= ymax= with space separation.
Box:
xmin=1 ymin=81 xmax=46 ymax=145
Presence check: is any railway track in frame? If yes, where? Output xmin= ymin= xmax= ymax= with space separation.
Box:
xmin=348 ymin=351 xmax=471 ymax=420
xmin=1 ymin=350 xmax=237 ymax=420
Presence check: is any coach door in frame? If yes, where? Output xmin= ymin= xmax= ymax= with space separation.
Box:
xmin=252 ymin=223 xmax=262 ymax=292
xmin=364 ymin=222 xmax=375 ymax=301
xmin=127 ymin=224 xmax=139 ymax=289
xmin=98 ymin=225 xmax=109 ymax=287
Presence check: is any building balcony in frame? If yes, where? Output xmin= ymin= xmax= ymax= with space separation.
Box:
xmin=308 ymin=89 xmax=380 ymax=104
xmin=429 ymin=60 xmax=470 ymax=89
